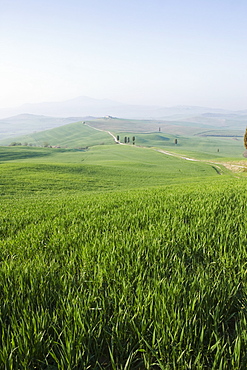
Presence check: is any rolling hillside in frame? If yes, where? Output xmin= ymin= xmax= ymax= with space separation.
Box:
xmin=0 ymin=114 xmax=90 ymax=140
xmin=0 ymin=121 xmax=114 ymax=148
xmin=0 ymin=144 xmax=225 ymax=194
xmin=0 ymin=112 xmax=246 ymax=150
xmin=1 ymin=118 xmax=247 ymax=368
xmin=0 ymin=116 xmax=245 ymax=162
xmin=1 ymin=141 xmax=247 ymax=368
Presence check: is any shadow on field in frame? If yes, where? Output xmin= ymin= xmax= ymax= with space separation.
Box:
xmin=0 ymin=148 xmax=52 ymax=161
xmin=211 ymin=165 xmax=222 ymax=175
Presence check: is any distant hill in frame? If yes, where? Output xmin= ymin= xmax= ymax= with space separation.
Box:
xmin=0 ymin=95 xmax=241 ymax=120
xmin=0 ymin=114 xmax=91 ymax=140
xmin=0 ymin=120 xmax=114 ymax=148
xmin=0 ymin=115 xmax=245 ymax=149
xmin=82 ymin=116 xmax=246 ymax=136
xmin=0 ymin=97 xmax=125 ymax=119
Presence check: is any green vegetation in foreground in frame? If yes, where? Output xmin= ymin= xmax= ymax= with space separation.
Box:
xmin=1 ymin=181 xmax=247 ymax=369
xmin=0 ymin=143 xmax=247 ymax=369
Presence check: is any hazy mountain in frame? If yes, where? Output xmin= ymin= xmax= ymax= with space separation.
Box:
xmin=0 ymin=97 xmax=246 ymax=141
xmin=0 ymin=111 xmax=245 ymax=144
xmin=0 ymin=96 xmax=125 ymax=119
xmin=0 ymin=113 xmax=90 ymax=140
xmin=0 ymin=96 xmax=237 ymax=120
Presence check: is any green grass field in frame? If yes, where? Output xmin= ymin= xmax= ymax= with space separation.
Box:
xmin=0 ymin=145 xmax=230 ymax=197
xmin=1 ymin=120 xmax=247 ymax=369
xmin=0 ymin=121 xmax=113 ymax=148
xmin=114 ymin=132 xmax=245 ymax=161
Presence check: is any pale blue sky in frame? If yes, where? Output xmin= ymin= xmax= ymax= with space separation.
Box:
xmin=1 ymin=0 xmax=247 ymax=109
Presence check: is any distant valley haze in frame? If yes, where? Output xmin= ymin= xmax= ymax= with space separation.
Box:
xmin=1 ymin=95 xmax=247 ymax=144
xmin=0 ymin=95 xmax=244 ymax=120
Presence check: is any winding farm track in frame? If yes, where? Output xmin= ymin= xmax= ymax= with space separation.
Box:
xmin=156 ymin=149 xmax=247 ymax=174
xmin=85 ymin=122 xmax=247 ymax=174
xmin=84 ymin=122 xmax=121 ymax=144
xmin=154 ymin=149 xmax=223 ymax=175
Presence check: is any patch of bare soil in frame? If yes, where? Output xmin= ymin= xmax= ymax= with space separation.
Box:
xmin=221 ymin=161 xmax=247 ymax=173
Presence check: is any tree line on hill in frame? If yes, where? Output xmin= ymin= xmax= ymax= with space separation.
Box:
xmin=116 ymin=136 xmax=136 ymax=144
xmin=8 ymin=142 xmax=63 ymax=148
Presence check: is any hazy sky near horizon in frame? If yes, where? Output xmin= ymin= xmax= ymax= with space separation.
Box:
xmin=1 ymin=0 xmax=247 ymax=110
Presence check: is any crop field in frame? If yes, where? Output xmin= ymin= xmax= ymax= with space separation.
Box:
xmin=1 ymin=133 xmax=247 ymax=369
xmin=0 ymin=145 xmax=230 ymax=197
xmin=114 ymin=133 xmax=245 ymax=161
xmin=1 ymin=176 xmax=247 ymax=369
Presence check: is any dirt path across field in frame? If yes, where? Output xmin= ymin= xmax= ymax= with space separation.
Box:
xmin=155 ymin=149 xmax=247 ymax=174
xmin=85 ymin=122 xmax=247 ymax=174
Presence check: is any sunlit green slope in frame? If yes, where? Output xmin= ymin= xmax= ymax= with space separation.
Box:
xmin=0 ymin=144 xmax=230 ymax=196
xmin=128 ymin=132 xmax=245 ymax=160
xmin=0 ymin=137 xmax=247 ymax=368
xmin=0 ymin=121 xmax=114 ymax=148
xmin=0 ymin=116 xmax=245 ymax=162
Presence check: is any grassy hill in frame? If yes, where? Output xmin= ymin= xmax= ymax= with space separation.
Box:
xmin=0 ymin=114 xmax=87 ymax=140
xmin=131 ymin=132 xmax=245 ymax=160
xmin=81 ymin=117 xmax=218 ymax=136
xmin=84 ymin=116 xmax=246 ymax=135
xmin=0 ymin=145 xmax=227 ymax=196
xmin=0 ymin=121 xmax=114 ymax=148
xmin=1 ymin=118 xmax=247 ymax=368
xmin=1 ymin=145 xmax=247 ymax=368
xmin=0 ymin=116 xmax=245 ymax=162
xmin=1 ymin=113 xmax=246 ymax=144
